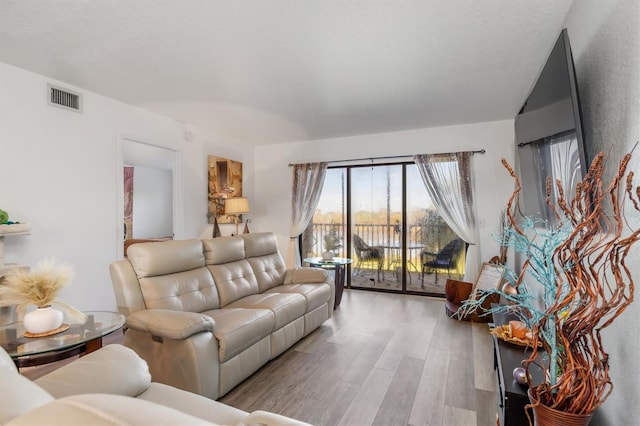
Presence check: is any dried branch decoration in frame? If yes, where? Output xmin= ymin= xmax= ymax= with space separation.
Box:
xmin=461 ymin=151 xmax=640 ymax=417
xmin=524 ymin=151 xmax=640 ymax=415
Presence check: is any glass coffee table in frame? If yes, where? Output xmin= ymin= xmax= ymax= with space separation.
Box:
xmin=0 ymin=311 xmax=125 ymax=368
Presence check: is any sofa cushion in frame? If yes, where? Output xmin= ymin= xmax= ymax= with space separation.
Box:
xmin=203 ymin=236 xmax=245 ymax=264
xmin=265 ymin=283 xmax=332 ymax=313
xmin=243 ymin=233 xmax=287 ymax=292
xmin=242 ymin=232 xmax=278 ymax=257
xmin=207 ymin=260 xmax=259 ymax=307
xmin=247 ymin=255 xmax=287 ymax=293
xmin=127 ymin=239 xmax=205 ymax=278
xmin=139 ymin=268 xmax=220 ymax=311
xmin=137 ymin=382 xmax=249 ymax=426
xmin=203 ymin=308 xmax=274 ymax=362
xmin=225 ymin=293 xmax=307 ymax=330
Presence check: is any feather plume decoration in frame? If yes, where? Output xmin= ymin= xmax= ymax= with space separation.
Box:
xmin=0 ymin=258 xmax=86 ymax=322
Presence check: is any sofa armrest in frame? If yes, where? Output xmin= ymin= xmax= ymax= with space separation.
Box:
xmin=0 ymin=368 xmax=53 ymax=425
xmin=35 ymin=344 xmax=151 ymax=398
xmin=283 ymin=267 xmax=329 ymax=284
xmin=127 ymin=309 xmax=214 ymax=339
xmin=109 ymin=259 xmax=146 ymax=316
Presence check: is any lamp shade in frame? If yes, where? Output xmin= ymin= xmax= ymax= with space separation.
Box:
xmin=225 ymin=197 xmax=250 ymax=215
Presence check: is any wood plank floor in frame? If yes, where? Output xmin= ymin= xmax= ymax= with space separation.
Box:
xmin=220 ymin=290 xmax=497 ymax=426
xmin=21 ymin=290 xmax=497 ymax=425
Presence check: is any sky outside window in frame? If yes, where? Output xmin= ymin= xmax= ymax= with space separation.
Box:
xmin=318 ymin=165 xmax=433 ymax=217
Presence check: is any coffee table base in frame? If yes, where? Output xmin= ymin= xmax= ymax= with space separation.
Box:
xmin=13 ymin=335 xmax=108 ymax=369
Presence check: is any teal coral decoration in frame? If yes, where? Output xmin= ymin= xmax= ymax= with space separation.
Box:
xmin=0 ymin=209 xmax=8 ymax=224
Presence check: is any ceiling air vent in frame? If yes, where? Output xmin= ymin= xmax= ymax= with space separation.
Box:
xmin=47 ymin=84 xmax=82 ymax=112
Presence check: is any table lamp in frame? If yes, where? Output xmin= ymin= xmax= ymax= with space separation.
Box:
xmin=225 ymin=197 xmax=250 ymax=236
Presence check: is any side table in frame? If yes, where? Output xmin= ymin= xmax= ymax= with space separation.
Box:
xmin=304 ymin=257 xmax=352 ymax=308
xmin=0 ymin=310 xmax=125 ymax=368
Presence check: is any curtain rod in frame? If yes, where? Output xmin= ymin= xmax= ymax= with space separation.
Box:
xmin=288 ymin=149 xmax=486 ymax=167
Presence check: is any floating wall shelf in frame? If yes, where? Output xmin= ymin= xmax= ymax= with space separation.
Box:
xmin=0 ymin=223 xmax=31 ymax=274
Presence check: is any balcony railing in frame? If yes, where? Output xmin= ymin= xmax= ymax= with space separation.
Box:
xmin=304 ymin=223 xmax=447 ymax=273
xmin=302 ymin=222 xmax=464 ymax=294
xmin=308 ymin=223 xmax=425 ymax=251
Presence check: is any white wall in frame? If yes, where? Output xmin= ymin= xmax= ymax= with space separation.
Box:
xmin=131 ymin=166 xmax=173 ymax=238
xmin=564 ymin=0 xmax=640 ymax=424
xmin=252 ymin=120 xmax=516 ymax=267
xmin=0 ymin=61 xmax=244 ymax=312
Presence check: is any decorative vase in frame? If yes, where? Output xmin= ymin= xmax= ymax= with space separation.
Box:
xmin=212 ymin=216 xmax=222 ymax=238
xmin=527 ymin=389 xmax=592 ymax=426
xmin=23 ymin=305 xmax=63 ymax=334
xmin=322 ymin=250 xmax=334 ymax=261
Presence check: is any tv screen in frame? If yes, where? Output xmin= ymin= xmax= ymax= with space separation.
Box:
xmin=514 ymin=28 xmax=587 ymax=226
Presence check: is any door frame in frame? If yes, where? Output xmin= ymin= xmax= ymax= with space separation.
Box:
xmin=116 ymin=134 xmax=183 ymax=259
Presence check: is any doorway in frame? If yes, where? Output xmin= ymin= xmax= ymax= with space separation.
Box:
xmin=117 ymin=136 xmax=181 ymax=258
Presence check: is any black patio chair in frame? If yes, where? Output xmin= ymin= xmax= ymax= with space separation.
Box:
xmin=421 ymin=238 xmax=467 ymax=286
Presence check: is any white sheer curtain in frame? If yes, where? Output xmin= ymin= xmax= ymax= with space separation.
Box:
xmin=287 ymin=162 xmax=328 ymax=268
xmin=413 ymin=152 xmax=480 ymax=281
xmin=524 ymin=132 xmax=581 ymax=225
xmin=549 ymin=133 xmax=581 ymax=206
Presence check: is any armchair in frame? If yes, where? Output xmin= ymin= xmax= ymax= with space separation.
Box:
xmin=0 ymin=343 xmax=310 ymax=425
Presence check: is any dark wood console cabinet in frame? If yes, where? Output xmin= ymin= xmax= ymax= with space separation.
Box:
xmin=491 ymin=310 xmax=544 ymax=426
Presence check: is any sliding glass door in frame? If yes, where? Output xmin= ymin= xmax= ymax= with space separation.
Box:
xmin=302 ymin=162 xmax=464 ymax=297
xmin=350 ymin=165 xmax=404 ymax=289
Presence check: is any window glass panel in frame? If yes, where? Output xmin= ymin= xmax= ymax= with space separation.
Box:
xmin=301 ymin=168 xmax=346 ymax=259
xmin=351 ymin=165 xmax=401 ymax=247
xmin=351 ymin=165 xmax=402 ymax=287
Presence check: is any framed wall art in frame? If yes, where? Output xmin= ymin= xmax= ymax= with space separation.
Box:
xmin=208 ymin=155 xmax=243 ymax=224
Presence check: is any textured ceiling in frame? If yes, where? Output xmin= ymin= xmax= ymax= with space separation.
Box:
xmin=0 ymin=0 xmax=575 ymax=145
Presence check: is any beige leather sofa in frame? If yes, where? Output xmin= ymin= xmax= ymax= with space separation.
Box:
xmin=0 ymin=344 xmax=310 ymax=425
xmin=109 ymin=232 xmax=334 ymax=400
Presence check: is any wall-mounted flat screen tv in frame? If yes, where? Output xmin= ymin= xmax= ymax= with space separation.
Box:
xmin=515 ymin=28 xmax=588 ymax=226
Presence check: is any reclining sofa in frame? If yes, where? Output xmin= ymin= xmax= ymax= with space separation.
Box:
xmin=0 ymin=343 xmax=310 ymax=425
xmin=109 ymin=232 xmax=334 ymax=400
